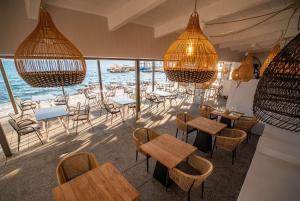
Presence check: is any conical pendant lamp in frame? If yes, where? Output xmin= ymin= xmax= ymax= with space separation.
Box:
xmin=14 ymin=7 xmax=86 ymax=88
xmin=163 ymin=0 xmax=218 ymax=83
xmin=253 ymin=33 xmax=300 ymax=132
xmin=231 ymin=54 xmax=253 ymax=82
xmin=259 ymin=44 xmax=280 ymax=76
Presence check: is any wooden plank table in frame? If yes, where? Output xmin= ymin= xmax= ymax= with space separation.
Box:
xmin=140 ymin=134 xmax=197 ymax=186
xmin=210 ymin=110 xmax=244 ymax=128
xmin=52 ymin=163 xmax=139 ymax=201
xmin=187 ymin=117 xmax=227 ymax=152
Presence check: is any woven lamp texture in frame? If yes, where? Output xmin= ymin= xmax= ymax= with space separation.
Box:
xmin=14 ymin=8 xmax=86 ymax=88
xmin=163 ymin=12 xmax=218 ymax=83
xmin=195 ymin=72 xmax=217 ymax=89
xmin=231 ymin=54 xmax=253 ymax=82
xmin=253 ymin=33 xmax=300 ymax=132
xmin=259 ymin=44 xmax=281 ymax=76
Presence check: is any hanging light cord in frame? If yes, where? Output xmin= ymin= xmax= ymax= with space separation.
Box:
xmin=206 ymin=4 xmax=293 ymax=25
xmin=194 ymin=0 xmax=198 ymax=12
xmin=209 ymin=6 xmax=297 ymax=38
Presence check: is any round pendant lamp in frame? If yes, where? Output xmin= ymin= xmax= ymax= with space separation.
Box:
xmin=163 ymin=0 xmax=218 ymax=83
xmin=231 ymin=54 xmax=254 ymax=82
xmin=253 ymin=33 xmax=300 ymax=132
xmin=195 ymin=72 xmax=217 ymax=89
xmin=14 ymin=7 xmax=86 ymax=88
xmin=259 ymin=44 xmax=280 ymax=76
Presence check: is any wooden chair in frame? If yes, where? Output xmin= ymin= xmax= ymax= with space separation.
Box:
xmin=199 ymin=105 xmax=217 ymax=119
xmin=132 ymin=128 xmax=160 ymax=172
xmin=234 ymin=116 xmax=258 ymax=142
xmin=211 ymin=128 xmax=247 ymax=165
xmin=104 ymin=102 xmax=123 ymax=124
xmin=168 ymin=154 xmax=213 ymax=201
xmin=56 ymin=152 xmax=99 ymax=184
xmin=72 ymin=104 xmax=93 ymax=135
xmin=8 ymin=118 xmax=43 ymax=151
xmin=176 ymin=113 xmax=196 ymax=142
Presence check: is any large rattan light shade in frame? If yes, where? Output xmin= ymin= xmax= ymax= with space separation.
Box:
xmin=163 ymin=11 xmax=218 ymax=83
xmin=259 ymin=44 xmax=280 ymax=76
xmin=231 ymin=54 xmax=253 ymax=82
xmin=253 ymin=33 xmax=300 ymax=132
xmin=14 ymin=8 xmax=86 ymax=88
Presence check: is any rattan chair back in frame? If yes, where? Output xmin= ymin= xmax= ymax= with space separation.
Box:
xmin=56 ymin=152 xmax=99 ymax=184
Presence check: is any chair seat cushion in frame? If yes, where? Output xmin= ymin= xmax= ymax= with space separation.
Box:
xmin=176 ymin=161 xmax=201 ymax=175
xmin=73 ymin=115 xmax=88 ymax=121
xmin=19 ymin=124 xmax=40 ymax=135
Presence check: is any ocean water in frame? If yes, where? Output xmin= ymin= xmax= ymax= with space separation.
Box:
xmin=0 ymin=59 xmax=166 ymax=104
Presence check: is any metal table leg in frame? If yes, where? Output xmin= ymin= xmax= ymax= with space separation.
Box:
xmin=193 ymin=130 xmax=212 ymax=153
xmin=153 ymin=161 xmax=173 ymax=187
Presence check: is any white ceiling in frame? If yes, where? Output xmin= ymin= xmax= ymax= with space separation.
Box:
xmin=25 ymin=0 xmax=299 ymax=53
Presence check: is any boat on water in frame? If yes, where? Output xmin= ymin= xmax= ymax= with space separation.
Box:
xmin=108 ymin=64 xmax=135 ymax=73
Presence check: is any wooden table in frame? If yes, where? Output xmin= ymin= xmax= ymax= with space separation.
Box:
xmin=187 ymin=117 xmax=227 ymax=152
xmin=53 ymin=163 xmax=139 ymax=201
xmin=210 ymin=110 xmax=244 ymax=128
xmin=140 ymin=134 xmax=197 ymax=186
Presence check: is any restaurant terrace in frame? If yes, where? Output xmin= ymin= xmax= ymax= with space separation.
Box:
xmin=0 ymin=0 xmax=299 ymax=201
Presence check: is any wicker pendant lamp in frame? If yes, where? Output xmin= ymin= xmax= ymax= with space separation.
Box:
xmin=259 ymin=44 xmax=281 ymax=76
xmin=14 ymin=7 xmax=86 ymax=88
xmin=253 ymin=33 xmax=300 ymax=132
xmin=195 ymin=72 xmax=217 ymax=89
xmin=231 ymin=54 xmax=253 ymax=82
xmin=163 ymin=0 xmax=218 ymax=83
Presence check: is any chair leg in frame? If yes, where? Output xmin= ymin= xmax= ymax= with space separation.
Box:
xmin=232 ymin=149 xmax=236 ymax=165
xmin=185 ymin=132 xmax=188 ymax=142
xmin=176 ymin=128 xmax=178 ymax=138
xmin=211 ymin=138 xmax=216 ymax=158
xmin=146 ymin=155 xmax=149 ymax=172
xmin=187 ymin=189 xmax=191 ymax=201
xmin=201 ymin=182 xmax=204 ymax=199
xmin=17 ymin=135 xmax=21 ymax=152
xmin=35 ymin=131 xmax=44 ymax=145
xmin=135 ymin=150 xmax=138 ymax=161
xmin=88 ymin=119 xmax=93 ymax=129
xmin=76 ymin=121 xmax=79 ymax=135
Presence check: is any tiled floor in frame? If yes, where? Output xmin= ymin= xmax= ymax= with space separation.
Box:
xmin=0 ymin=95 xmax=258 ymax=201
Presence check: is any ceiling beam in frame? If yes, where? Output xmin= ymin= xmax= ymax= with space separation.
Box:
xmin=24 ymin=0 xmax=41 ymax=20
xmin=154 ymin=0 xmax=272 ymax=38
xmin=108 ymin=0 xmax=167 ymax=31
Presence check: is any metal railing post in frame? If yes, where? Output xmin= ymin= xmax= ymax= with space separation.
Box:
xmin=152 ymin=61 xmax=155 ymax=91
xmin=135 ymin=60 xmax=141 ymax=120
xmin=97 ymin=60 xmax=104 ymax=101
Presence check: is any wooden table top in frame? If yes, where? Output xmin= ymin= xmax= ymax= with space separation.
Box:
xmin=140 ymin=134 xmax=197 ymax=169
xmin=52 ymin=163 xmax=139 ymax=201
xmin=187 ymin=116 xmax=227 ymax=135
xmin=210 ymin=110 xmax=244 ymax=120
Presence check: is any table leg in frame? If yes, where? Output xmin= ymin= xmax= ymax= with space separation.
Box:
xmin=44 ymin=121 xmax=49 ymax=142
xmin=220 ymin=117 xmax=232 ymax=128
xmin=153 ymin=161 xmax=173 ymax=187
xmin=121 ymin=106 xmax=125 ymax=122
xmin=193 ymin=130 xmax=212 ymax=153
xmin=58 ymin=117 xmax=69 ymax=134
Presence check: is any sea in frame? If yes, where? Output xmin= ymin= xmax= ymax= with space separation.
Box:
xmin=0 ymin=59 xmax=167 ymax=104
